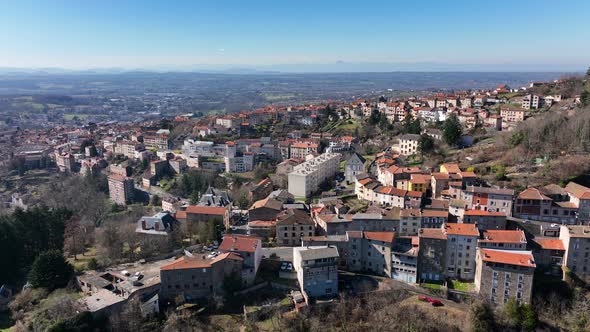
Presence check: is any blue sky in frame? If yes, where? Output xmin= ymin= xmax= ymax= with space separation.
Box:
xmin=1 ymin=0 xmax=589 ymax=71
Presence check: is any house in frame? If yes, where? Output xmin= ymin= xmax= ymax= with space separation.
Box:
xmin=559 ymin=225 xmax=590 ymax=282
xmin=293 ymin=246 xmax=339 ymax=300
xmin=531 ymin=237 xmax=565 ymax=275
xmin=159 ymin=253 xmax=243 ymax=302
xmin=177 ymin=205 xmax=230 ymax=229
xmin=444 ymin=223 xmax=479 ymax=280
xmin=136 ymin=212 xmax=178 ymax=236
xmin=249 ymin=197 xmax=283 ymax=222
xmin=219 ymin=235 xmax=262 ymax=286
xmin=514 ymin=187 xmax=577 ymax=224
xmin=431 ymin=172 xmax=450 ymax=198
xmin=391 ymin=236 xmax=419 ymax=283
xmin=398 ymin=134 xmax=421 ymax=156
xmin=247 ymin=220 xmax=277 ymax=239
xmin=478 ymin=230 xmax=527 ymax=250
xmin=249 ymin=177 xmax=274 ymax=202
xmin=345 ymin=153 xmax=366 ymax=184
xmin=276 ymin=209 xmax=315 ymax=246
xmin=198 ymin=186 xmax=232 ymax=208
xmin=475 ymin=249 xmax=536 ymax=305
xmin=346 ymin=231 xmax=395 ymax=277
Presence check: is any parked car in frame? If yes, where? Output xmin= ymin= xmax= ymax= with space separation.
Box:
xmin=430 ymin=300 xmax=444 ymax=307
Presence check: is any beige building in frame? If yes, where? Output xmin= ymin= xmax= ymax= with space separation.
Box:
xmin=398 ymin=134 xmax=420 ymax=156
xmin=559 ymin=225 xmax=590 ymax=282
xmin=288 ymin=152 xmax=340 ymax=198
xmin=108 ymin=174 xmax=135 ymax=205
xmin=475 ymin=248 xmax=536 ymax=305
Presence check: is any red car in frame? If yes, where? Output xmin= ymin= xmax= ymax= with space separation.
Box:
xmin=429 ymin=300 xmax=444 ymax=307
xmin=418 ymin=295 xmax=428 ymax=302
xmin=418 ymin=295 xmax=444 ymax=307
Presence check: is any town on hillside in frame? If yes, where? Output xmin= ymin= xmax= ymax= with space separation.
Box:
xmin=2 ymin=71 xmax=590 ymax=331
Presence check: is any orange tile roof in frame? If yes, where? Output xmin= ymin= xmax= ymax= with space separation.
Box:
xmin=518 ymin=187 xmax=552 ymax=200
xmin=441 ymin=163 xmax=461 ymax=174
xmin=480 ymin=249 xmax=536 ymax=268
xmin=378 ymin=186 xmax=406 ymax=196
xmin=185 ymin=205 xmax=227 ymax=216
xmin=160 ymin=256 xmax=211 ymax=271
xmin=533 ymin=238 xmax=565 ymax=251
xmin=480 ymin=230 xmax=526 ymax=243
xmin=406 ymin=190 xmax=423 ymax=198
xmin=248 ymin=220 xmax=277 ymax=227
xmin=445 ymin=223 xmax=479 ymax=237
xmin=219 ymin=235 xmax=260 ymax=253
xmin=358 ymin=178 xmax=373 ymax=185
xmin=364 ymin=231 xmax=395 ymax=243
xmin=419 ymin=228 xmax=447 ymax=240
xmin=421 ymin=209 xmax=448 ymax=218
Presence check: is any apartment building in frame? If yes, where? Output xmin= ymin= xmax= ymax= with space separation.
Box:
xmin=224 ymin=152 xmax=254 ymax=173
xmin=288 ymin=152 xmax=341 ymax=198
xmin=514 ymin=187 xmax=577 ymax=224
xmin=346 ymin=231 xmax=394 ymax=277
xmin=444 ymin=223 xmax=479 ymax=280
xmin=478 ymin=230 xmax=527 ymax=250
xmin=293 ymin=246 xmax=339 ymax=299
xmin=462 ymin=186 xmax=514 ymax=216
xmin=289 ymin=142 xmax=320 ymax=159
xmin=418 ymin=228 xmax=447 ymax=282
xmin=219 ymin=235 xmax=262 ymax=286
xmin=559 ymin=225 xmax=590 ymax=282
xmin=107 ymin=174 xmax=135 ymax=205
xmin=159 ymin=253 xmax=243 ymax=302
xmin=276 ymin=209 xmax=315 ymax=246
xmin=500 ymin=108 xmax=528 ymax=122
xmin=391 ymin=236 xmax=419 ymax=283
xmin=143 ymin=134 xmax=170 ymax=150
xmin=475 ymin=249 xmax=536 ymax=305
xmin=398 ymin=134 xmax=420 ymax=156
xmin=55 ymin=152 xmax=75 ymax=173
xmin=462 ymin=210 xmax=507 ymax=231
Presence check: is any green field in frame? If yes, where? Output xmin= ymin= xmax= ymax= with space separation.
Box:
xmin=449 ymin=280 xmax=473 ymax=292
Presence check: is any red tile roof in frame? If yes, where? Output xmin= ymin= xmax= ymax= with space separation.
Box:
xmin=518 ymin=187 xmax=552 ymax=200
xmin=219 ymin=235 xmax=260 ymax=253
xmin=479 ymin=249 xmax=536 ymax=268
xmin=364 ymin=231 xmax=395 ymax=243
xmin=185 ymin=205 xmax=227 ymax=216
xmin=419 ymin=228 xmax=447 ymax=240
xmin=445 ymin=223 xmax=479 ymax=237
xmin=533 ymin=238 xmax=565 ymax=251
xmin=480 ymin=230 xmax=526 ymax=243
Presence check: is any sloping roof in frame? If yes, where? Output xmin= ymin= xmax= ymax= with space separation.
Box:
xmin=479 ymin=249 xmax=536 ymax=268
xmin=441 ymin=163 xmax=461 ymax=174
xmin=465 ymin=186 xmax=514 ymax=196
xmin=444 ymin=223 xmax=479 ymax=237
xmin=565 ymin=182 xmax=590 ymax=199
xmin=419 ymin=228 xmax=447 ymax=240
xmin=364 ymin=231 xmax=395 ymax=243
xmin=347 ymin=153 xmax=366 ymax=165
xmin=518 ymin=187 xmax=552 ymax=200
xmin=532 ymin=237 xmax=565 ymax=251
xmin=294 ymin=246 xmax=339 ymax=261
xmin=480 ymin=230 xmax=526 ymax=243
xmin=250 ymin=197 xmax=283 ymax=211
xmin=276 ymin=208 xmax=313 ymax=225
xmin=185 ymin=205 xmax=227 ymax=216
xmin=219 ymin=235 xmax=260 ymax=253
xmin=161 ymin=256 xmax=212 ymax=271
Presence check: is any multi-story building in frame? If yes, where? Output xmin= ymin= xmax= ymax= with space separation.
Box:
xmin=107 ymin=174 xmax=135 ymax=205
xmin=276 ymin=209 xmax=315 ymax=246
xmin=176 ymin=205 xmax=231 ymax=229
xmin=169 ymin=157 xmax=188 ymax=174
xmin=559 ymin=225 xmax=590 ymax=282
xmin=462 ymin=210 xmax=507 ymax=231
xmin=224 ymin=152 xmax=254 ymax=173
xmin=290 ymin=142 xmax=320 ymax=159
xmin=462 ymin=186 xmax=514 ymax=216
xmin=431 ymin=172 xmax=450 ymax=198
xmin=288 ymin=152 xmax=341 ymax=198
xmin=398 ymin=134 xmax=420 ymax=156
xmin=418 ymin=228 xmax=447 ymax=282
xmin=293 ymin=246 xmax=339 ymax=299
xmin=55 ymin=152 xmax=75 ymax=173
xmin=159 ymin=252 xmax=243 ymax=302
xmin=219 ymin=235 xmax=262 ymax=286
xmin=475 ymin=248 xmax=536 ymax=305
xmin=114 ymin=140 xmax=144 ymax=159
xmin=478 ymin=230 xmax=527 ymax=250
xmin=346 ymin=231 xmax=394 ymax=277
xmin=143 ymin=134 xmax=170 ymax=150
xmin=391 ymin=236 xmax=419 ymax=283
xmin=344 ymin=153 xmax=366 ymax=184
xmin=521 ymin=94 xmax=540 ymax=110
xmin=565 ymin=182 xmax=590 ymax=224
xmin=514 ymin=187 xmax=577 ymax=224
xmin=500 ymin=107 xmax=528 ymax=123
xmin=444 ymin=223 xmax=479 ymax=280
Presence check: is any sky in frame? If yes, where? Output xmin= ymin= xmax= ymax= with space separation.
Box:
xmin=0 ymin=0 xmax=589 ymax=72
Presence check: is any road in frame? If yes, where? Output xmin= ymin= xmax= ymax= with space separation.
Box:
xmin=262 ymin=246 xmax=294 ymax=262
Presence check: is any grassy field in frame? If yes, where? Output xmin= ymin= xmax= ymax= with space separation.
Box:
xmin=448 ymin=280 xmax=473 ymax=292
xmin=67 ymin=246 xmax=98 ymax=272
xmin=64 ymin=113 xmax=91 ymax=121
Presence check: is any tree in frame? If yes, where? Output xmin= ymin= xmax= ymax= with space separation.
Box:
xmin=470 ymin=301 xmax=495 ymax=332
xmin=520 ymin=304 xmax=537 ymax=332
xmin=28 ymin=250 xmax=74 ymax=290
xmin=150 ymin=194 xmax=162 ymax=207
xmin=64 ymin=217 xmax=86 ymax=260
xmin=418 ymin=134 xmax=434 ymax=154
xmin=581 ymin=90 xmax=590 ymax=107
xmin=443 ymin=114 xmax=462 ymax=146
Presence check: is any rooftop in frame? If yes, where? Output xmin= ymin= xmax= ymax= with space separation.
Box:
xmin=480 ymin=230 xmax=526 ymax=244
xmin=294 ymin=246 xmax=339 ymax=261
xmin=479 ymin=249 xmax=536 ymax=268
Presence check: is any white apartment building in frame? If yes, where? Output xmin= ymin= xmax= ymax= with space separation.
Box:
xmin=398 ymin=134 xmax=421 ymax=156
xmin=288 ymin=152 xmax=341 ymax=198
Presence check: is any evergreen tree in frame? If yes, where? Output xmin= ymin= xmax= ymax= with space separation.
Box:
xmin=28 ymin=250 xmax=74 ymax=290
xmin=443 ymin=114 xmax=463 ymax=146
